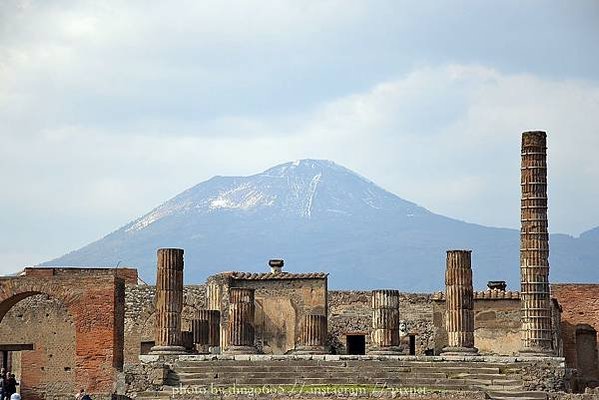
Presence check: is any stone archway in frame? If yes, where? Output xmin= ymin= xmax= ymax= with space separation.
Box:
xmin=0 ymin=267 xmax=136 ymax=398
xmin=0 ymin=293 xmax=76 ymax=400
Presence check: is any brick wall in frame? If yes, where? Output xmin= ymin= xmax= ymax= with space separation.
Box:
xmin=0 ymin=268 xmax=128 ymax=399
xmin=0 ymin=294 xmax=76 ymax=400
xmin=551 ymin=284 xmax=599 ymax=377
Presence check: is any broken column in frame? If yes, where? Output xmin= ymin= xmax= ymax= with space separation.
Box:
xmin=370 ymin=289 xmax=401 ymax=354
xmin=442 ymin=250 xmax=478 ymax=355
xmin=192 ymin=310 xmax=221 ymax=354
xmin=520 ymin=131 xmax=553 ymax=355
xmin=295 ymin=314 xmax=328 ymax=354
xmin=150 ymin=248 xmax=186 ymax=354
xmin=225 ymin=287 xmax=257 ymax=354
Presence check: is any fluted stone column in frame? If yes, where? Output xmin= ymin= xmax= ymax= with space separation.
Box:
xmin=442 ymin=250 xmax=478 ymax=355
xmin=207 ymin=283 xmax=221 ymax=310
xmin=520 ymin=131 xmax=553 ymax=355
xmin=191 ymin=319 xmax=209 ymax=354
xmin=295 ymin=314 xmax=328 ymax=354
xmin=150 ymin=248 xmax=186 ymax=354
xmin=225 ymin=288 xmax=257 ymax=354
xmin=192 ymin=310 xmax=221 ymax=354
xmin=370 ymin=289 xmax=401 ymax=354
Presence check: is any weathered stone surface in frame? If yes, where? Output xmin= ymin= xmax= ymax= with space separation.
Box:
xmin=370 ymin=289 xmax=401 ymax=354
xmin=295 ymin=314 xmax=328 ymax=354
xmin=207 ymin=271 xmax=328 ymax=354
xmin=0 ymin=267 xmax=132 ymax=399
xmin=150 ymin=248 xmax=186 ymax=354
xmin=442 ymin=250 xmax=477 ymax=355
xmin=329 ymin=290 xmax=435 ymax=355
xmin=192 ymin=309 xmax=220 ymax=354
xmin=124 ymin=284 xmax=206 ymax=363
xmin=225 ymin=288 xmax=257 ymax=353
xmin=121 ymin=355 xmax=564 ymax=398
xmin=551 ymin=283 xmax=599 ymax=378
xmin=520 ymin=131 xmax=553 ymax=355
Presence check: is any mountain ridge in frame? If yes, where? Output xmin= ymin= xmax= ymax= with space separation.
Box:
xmin=44 ymin=159 xmax=599 ymax=291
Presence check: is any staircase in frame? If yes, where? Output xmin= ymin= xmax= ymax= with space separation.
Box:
xmin=135 ymin=358 xmax=549 ymax=399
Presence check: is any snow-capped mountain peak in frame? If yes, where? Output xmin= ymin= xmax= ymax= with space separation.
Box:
xmin=125 ymin=159 xmax=423 ymax=233
xmin=45 ymin=159 xmax=599 ymax=291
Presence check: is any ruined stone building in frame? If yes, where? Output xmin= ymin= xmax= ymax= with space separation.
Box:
xmin=1 ymin=131 xmax=599 ymax=399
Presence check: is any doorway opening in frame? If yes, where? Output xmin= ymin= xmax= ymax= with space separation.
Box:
xmin=140 ymin=341 xmax=155 ymax=355
xmin=346 ymin=334 xmax=366 ymax=355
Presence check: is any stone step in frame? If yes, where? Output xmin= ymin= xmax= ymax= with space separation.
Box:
xmin=174 ymin=364 xmax=507 ymax=375
xmin=174 ymin=365 xmax=412 ymax=373
xmin=175 ymin=360 xmax=530 ymax=369
xmin=135 ymin=391 xmax=173 ymax=399
xmin=486 ymin=391 xmax=548 ymax=400
xmin=174 ymin=370 xmax=451 ymax=380
xmin=411 ymin=366 xmax=501 ymax=374
xmin=451 ymin=372 xmax=522 ymax=380
xmin=174 ymin=375 xmax=495 ymax=387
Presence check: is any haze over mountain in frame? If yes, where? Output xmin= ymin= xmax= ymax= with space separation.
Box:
xmin=44 ymin=160 xmax=599 ymax=291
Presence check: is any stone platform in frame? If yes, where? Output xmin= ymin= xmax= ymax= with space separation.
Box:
xmin=120 ymin=354 xmax=566 ymax=400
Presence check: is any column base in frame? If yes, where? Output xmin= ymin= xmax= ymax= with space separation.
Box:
xmin=293 ymin=345 xmax=328 ymax=355
xmin=441 ymin=346 xmax=479 ymax=356
xmin=149 ymin=345 xmax=187 ymax=355
xmin=369 ymin=346 xmax=402 ymax=355
xmin=519 ymin=347 xmax=554 ymax=357
xmin=223 ymin=345 xmax=258 ymax=355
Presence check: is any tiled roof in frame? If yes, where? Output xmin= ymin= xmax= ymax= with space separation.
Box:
xmin=432 ymin=289 xmax=520 ymax=300
xmin=228 ymin=271 xmax=328 ymax=280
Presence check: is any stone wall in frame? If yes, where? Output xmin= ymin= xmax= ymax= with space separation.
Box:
xmin=328 ymin=291 xmax=435 ymax=355
xmin=124 ymin=284 xmax=207 ymax=363
xmin=433 ymin=297 xmax=520 ymax=355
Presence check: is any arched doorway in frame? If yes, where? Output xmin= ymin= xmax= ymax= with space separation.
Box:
xmin=0 ymin=293 xmax=76 ymax=400
xmin=0 ymin=267 xmax=134 ymax=398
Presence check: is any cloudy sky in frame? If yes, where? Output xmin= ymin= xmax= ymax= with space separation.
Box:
xmin=1 ymin=0 xmax=598 ymax=274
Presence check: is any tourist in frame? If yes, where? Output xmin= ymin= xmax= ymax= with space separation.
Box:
xmin=5 ymin=374 xmax=17 ymax=400
xmin=0 ymin=368 xmax=5 ymax=400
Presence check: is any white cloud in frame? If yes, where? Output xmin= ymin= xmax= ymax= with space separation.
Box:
xmin=1 ymin=1 xmax=599 ymax=274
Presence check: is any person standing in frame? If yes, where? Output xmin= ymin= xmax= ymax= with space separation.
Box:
xmin=0 ymin=368 xmax=5 ymax=400
xmin=4 ymin=374 xmax=17 ymax=400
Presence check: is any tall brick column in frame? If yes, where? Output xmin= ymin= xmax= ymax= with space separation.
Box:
xmin=370 ymin=289 xmax=401 ymax=354
xmin=520 ymin=131 xmax=553 ymax=355
xmin=225 ymin=288 xmax=257 ymax=354
xmin=295 ymin=314 xmax=328 ymax=354
xmin=150 ymin=248 xmax=186 ymax=354
xmin=192 ymin=310 xmax=221 ymax=354
xmin=442 ymin=250 xmax=478 ymax=355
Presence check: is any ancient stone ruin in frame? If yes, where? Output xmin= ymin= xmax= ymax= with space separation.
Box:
xmin=1 ymin=131 xmax=599 ymax=400
xmin=520 ymin=131 xmax=553 ymax=356
xmin=442 ymin=250 xmax=478 ymax=355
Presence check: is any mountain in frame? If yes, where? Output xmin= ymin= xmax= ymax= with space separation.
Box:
xmin=44 ymin=159 xmax=599 ymax=291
